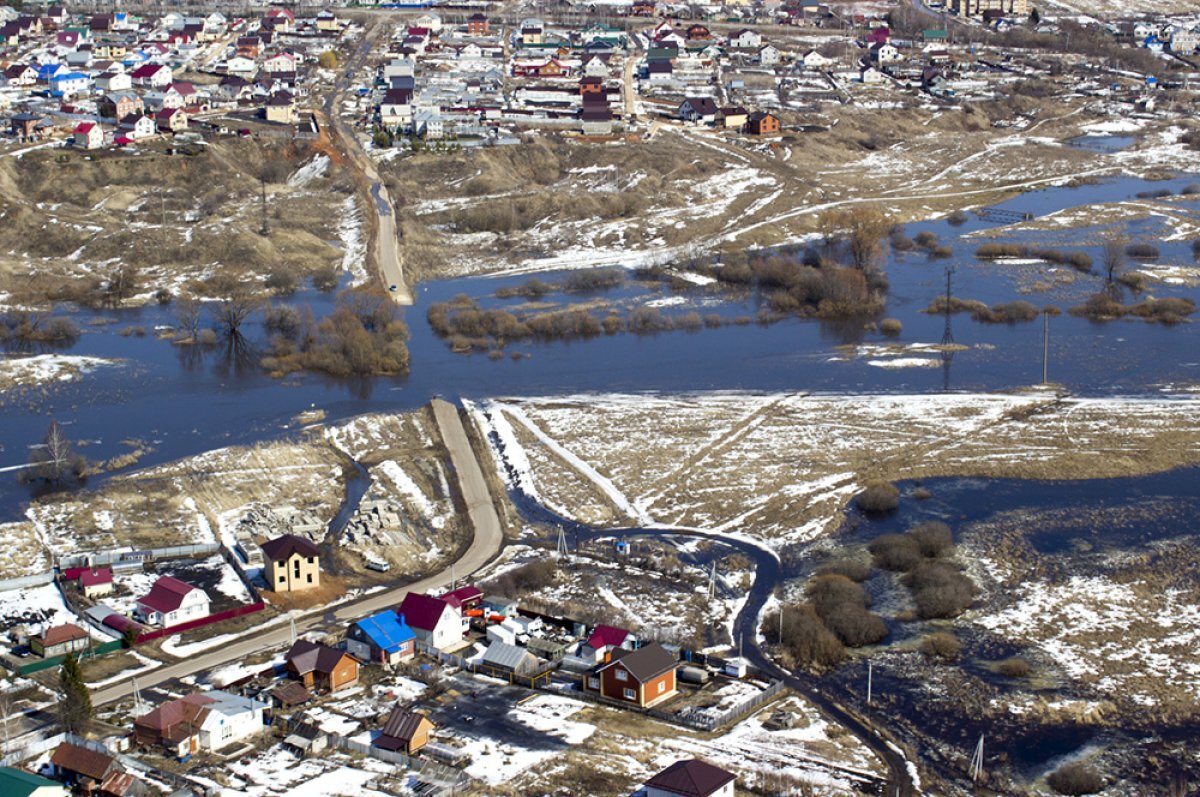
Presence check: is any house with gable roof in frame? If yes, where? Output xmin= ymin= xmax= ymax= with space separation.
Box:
xmin=644 ymin=759 xmax=736 ymax=797
xmin=346 ymin=610 xmax=415 ymax=665
xmin=73 ymin=123 xmax=104 ymax=150
xmin=134 ymin=575 xmax=209 ymax=626
xmin=583 ymin=641 xmax=677 ymax=708
xmin=285 ymin=639 xmax=358 ymax=693
xmin=261 ymin=534 xmax=321 ymax=592
xmin=397 ymin=592 xmax=467 ymax=651
xmin=581 ymin=623 xmax=636 ymax=662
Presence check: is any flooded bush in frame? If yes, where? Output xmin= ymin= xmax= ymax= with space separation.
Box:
xmin=627 ymin=306 xmax=673 ymax=334
xmin=1070 ymin=295 xmax=1196 ymax=324
xmin=1193 ymin=240 xmax=1200 ymax=259
xmin=1 ymin=311 xmax=81 ymax=344
xmin=908 ymin=521 xmax=954 ymax=557
xmin=496 ymin=278 xmax=553 ymax=300
xmin=807 ymin=575 xmax=887 ymax=647
xmin=920 ymin=632 xmax=962 ymax=662
xmin=880 ymin=318 xmax=903 ymax=336
xmin=763 ymin=604 xmax=846 ymax=671
xmin=311 ymin=266 xmax=340 ymax=293
xmin=564 ymin=268 xmax=624 ymax=293
xmin=914 ymin=231 xmax=939 ymax=250
xmin=1047 ymin=762 xmax=1104 ymax=796
xmin=947 ymin=209 xmax=969 ymax=226
xmin=975 ymin=244 xmax=1092 ymax=271
xmin=816 ymin=560 xmax=872 ymax=582
xmin=601 ymin=315 xmax=624 ymax=335
xmin=904 ymin=561 xmax=976 ymax=619
xmin=117 ymin=326 xmax=146 ymax=337
xmin=997 ymin=657 xmax=1032 ymax=678
xmin=1118 ymin=272 xmax=1147 ymax=292
xmin=703 ymin=314 xmax=722 ymax=329
xmin=856 ymin=480 xmax=900 ymax=513
xmin=1124 ymin=243 xmax=1160 ymax=260
xmin=869 ymin=533 xmax=922 ymax=572
xmin=1183 ymin=184 xmax=1200 ymax=196
xmin=976 ymin=301 xmax=1040 ymax=324
xmin=889 ymin=231 xmax=915 ymax=252
xmin=928 ymin=245 xmax=954 ymax=260
xmin=263 ymin=287 xmax=409 ymax=377
xmin=265 ymin=269 xmax=299 ymax=296
xmin=1134 ymin=188 xmax=1173 ymax=200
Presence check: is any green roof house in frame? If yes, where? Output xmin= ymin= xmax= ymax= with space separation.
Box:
xmin=0 ymin=767 xmax=69 ymax=797
xmin=922 ymin=28 xmax=948 ymax=41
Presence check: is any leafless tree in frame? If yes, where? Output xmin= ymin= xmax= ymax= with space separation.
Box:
xmin=174 ymin=296 xmax=203 ymax=343
xmin=207 ymin=278 xmax=262 ymax=339
xmin=1101 ymin=233 xmax=1127 ymax=301
xmin=23 ymin=420 xmax=86 ymax=485
xmin=105 ymin=263 xmax=141 ymax=305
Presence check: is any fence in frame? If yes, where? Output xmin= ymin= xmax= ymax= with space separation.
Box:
xmin=335 ymin=733 xmax=471 ymax=795
xmin=16 ymin=639 xmax=125 ymax=676
xmin=676 ymin=679 xmax=788 ymax=732
xmin=414 ymin=641 xmax=556 ymax=688
xmin=134 ymin=601 xmax=265 ymax=645
xmin=57 ymin=543 xmax=219 ymax=570
xmin=0 ymin=571 xmax=55 ymax=593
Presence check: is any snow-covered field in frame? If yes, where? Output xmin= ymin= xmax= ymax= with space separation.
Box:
xmin=0 ymin=354 xmax=117 ymax=391
xmin=0 ymin=582 xmax=100 ymax=638
xmin=457 ymin=694 xmax=596 ymax=785
xmin=473 ymin=393 xmax=1200 ymax=552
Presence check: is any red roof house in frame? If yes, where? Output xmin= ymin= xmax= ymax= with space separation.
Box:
xmin=439 ymin=585 xmax=483 ymax=613
xmin=397 ymin=592 xmax=466 ymax=652
xmin=135 ymin=575 xmax=209 ymax=627
xmin=583 ymin=624 xmax=636 ymax=661
xmin=644 ymin=759 xmax=736 ymax=797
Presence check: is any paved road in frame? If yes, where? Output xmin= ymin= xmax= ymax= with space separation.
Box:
xmin=90 ymin=400 xmax=502 ymax=707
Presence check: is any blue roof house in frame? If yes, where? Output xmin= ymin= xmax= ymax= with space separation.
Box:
xmin=346 ymin=610 xmax=416 ymax=666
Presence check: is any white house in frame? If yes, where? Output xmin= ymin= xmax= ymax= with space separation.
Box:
xmin=49 ymin=72 xmax=90 ymax=98
xmin=415 ymin=12 xmax=442 ymax=32
xmin=870 ymin=42 xmax=902 ymax=63
xmin=95 ymin=71 xmax=132 ymax=92
xmin=263 ymin=51 xmax=296 ymax=74
xmin=756 ymin=43 xmax=781 ymax=66
xmin=859 ymin=65 xmax=886 ymax=84
xmin=135 ymin=575 xmax=210 ymax=626
xmin=728 ymin=29 xmax=763 ymax=49
xmin=583 ymin=55 xmax=610 ymax=77
xmin=225 ymin=56 xmax=257 ymax=76
xmin=398 ymin=592 xmax=467 ymax=651
xmin=383 ymin=58 xmax=415 ymax=79
xmin=645 ymin=760 xmax=736 ymax=797
xmin=801 ymin=49 xmax=833 ymax=70
xmin=1171 ymin=27 xmax=1199 ymax=55
xmin=131 ymin=62 xmax=173 ymax=87
xmin=197 ymin=691 xmax=267 ymax=751
xmin=72 ymin=122 xmax=103 ymax=149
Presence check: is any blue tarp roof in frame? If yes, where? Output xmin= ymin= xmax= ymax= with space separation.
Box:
xmin=354 ymin=610 xmax=415 ymax=654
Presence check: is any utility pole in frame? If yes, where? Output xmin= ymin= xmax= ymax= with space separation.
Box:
xmin=867 ymin=660 xmax=873 ymax=705
xmin=159 ymin=187 xmax=166 ymax=245
xmin=1042 ymin=309 xmax=1050 ymax=385
xmin=132 ymin=676 xmax=144 ymax=716
xmin=969 ymin=734 xmax=985 ymax=784
xmin=707 ymin=561 xmax=717 ymax=601
xmin=259 ymin=173 xmax=270 ymax=236
xmin=556 ymin=525 xmax=568 ymax=558
xmin=289 ymin=612 xmax=297 ymax=644
xmin=941 ymin=265 xmax=956 ymax=392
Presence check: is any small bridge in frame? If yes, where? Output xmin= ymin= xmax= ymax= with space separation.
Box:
xmin=976 ymin=208 xmax=1035 ymax=223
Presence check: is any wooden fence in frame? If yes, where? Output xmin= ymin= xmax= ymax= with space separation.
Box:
xmin=335 ymin=733 xmax=472 ymax=795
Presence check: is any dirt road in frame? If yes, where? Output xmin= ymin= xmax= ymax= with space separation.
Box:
xmin=91 ymin=400 xmax=502 ymax=706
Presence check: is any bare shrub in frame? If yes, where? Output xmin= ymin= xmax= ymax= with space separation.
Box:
xmin=1124 ymin=243 xmax=1160 ymax=260
xmin=484 ymin=559 xmax=558 ymax=596
xmin=908 ymin=521 xmax=954 ymax=557
xmin=1047 ymin=762 xmax=1104 ymax=796
xmin=763 ymin=604 xmax=846 ymax=671
xmin=880 ymin=318 xmax=902 ymax=336
xmin=920 ymin=632 xmax=962 ymax=662
xmin=496 ymin=278 xmax=553 ymax=299
xmin=311 ymin=267 xmax=340 ymax=293
xmin=869 ymin=534 xmax=922 ymax=572
xmin=816 ymin=560 xmax=871 ymax=582
xmin=947 ymin=209 xmax=969 ymax=226
xmin=914 ymin=231 xmax=939 ymax=250
xmin=564 ymin=268 xmax=624 ymax=293
xmin=266 ymin=269 xmax=299 ymax=296
xmin=856 ymin=480 xmax=899 ymax=513
xmin=997 ymin=657 xmax=1032 ymax=678
xmin=905 ymin=561 xmax=976 ymax=619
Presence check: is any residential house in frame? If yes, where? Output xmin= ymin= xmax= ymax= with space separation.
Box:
xmin=134 ymin=575 xmax=209 ymax=626
xmin=950 ymin=0 xmax=1029 ymax=16
xmin=95 ymin=71 xmax=132 ymax=92
xmin=1171 ymin=27 xmax=1199 ymax=55
xmin=134 ymin=691 xmax=266 ymax=756
xmin=757 ymin=44 xmax=781 ymax=66
xmin=519 ymin=25 xmax=543 ymax=46
xmin=718 ymin=106 xmax=748 ymax=129
xmin=236 ymin=35 xmax=262 ymax=57
xmin=582 ymin=624 xmax=636 ymax=662
xmin=346 ymin=610 xmax=415 ymax=665
xmin=374 ymin=708 xmax=434 ymax=755
xmin=73 ymin=122 xmax=104 ymax=149
xmin=466 ymin=13 xmax=489 ymax=35
xmin=678 ymin=96 xmax=718 ymax=123
xmin=316 ymin=10 xmax=341 ymax=33
xmin=225 ymin=56 xmax=257 ymax=77
xmin=265 ymin=92 xmax=298 ymax=124
xmin=97 ymin=771 xmax=142 ymax=797
xmin=31 ymin=623 xmax=90 ymax=658
xmin=268 ymin=680 xmax=312 ymax=710
xmin=155 ymin=107 xmax=188 ymax=133
xmin=483 ymin=595 xmax=519 ymax=619
xmin=0 ymin=767 xmax=68 ymax=797
xmin=3 ymin=64 xmax=37 ymax=86
xmin=645 ymin=759 xmax=736 ymax=797
xmin=49 ymin=742 xmax=120 ymax=791
xmin=728 ymin=29 xmax=763 ymax=49
xmin=100 ymin=92 xmax=143 ymax=120
xmin=10 ymin=112 xmax=43 ymax=141
xmin=263 ymin=51 xmax=296 ymax=74
xmin=745 ymin=110 xmax=780 ymax=135
xmin=49 ymin=71 xmax=89 ymax=98
xmin=413 ymin=109 xmax=443 ymax=139
xmin=647 ymin=60 xmax=673 ymax=83
xmin=217 ymin=74 xmax=250 ymax=100
xmin=379 ymin=87 xmax=413 ymax=127
xmin=261 ymin=534 xmax=320 ymax=592
xmin=512 ymin=57 xmax=570 ymax=77
xmin=415 ymin=12 xmax=443 ymax=32
xmin=583 ymin=641 xmax=677 ymax=708
xmin=439 ymin=585 xmax=483 ymax=613
xmin=264 ymin=7 xmax=296 ymax=33
xmin=397 ymin=592 xmax=467 ymax=651
xmin=481 ymin=641 xmax=540 ymax=676
xmin=285 ymin=639 xmax=359 ymax=693
xmin=686 ymin=23 xmax=711 ymax=41
xmin=859 ymin=65 xmax=886 ymax=84
xmin=582 ymin=55 xmax=610 ymax=78
xmin=869 ymin=41 xmax=902 ymax=64
xmin=130 ymin=62 xmax=171 ymax=87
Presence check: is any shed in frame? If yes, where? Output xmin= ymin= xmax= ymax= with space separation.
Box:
xmin=481 ymin=641 xmax=540 ymax=676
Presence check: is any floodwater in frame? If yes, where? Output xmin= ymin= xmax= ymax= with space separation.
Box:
xmin=1 ymin=173 xmax=1199 ymax=521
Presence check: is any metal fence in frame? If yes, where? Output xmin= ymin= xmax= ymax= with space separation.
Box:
xmin=677 ymin=678 xmax=788 ymax=731
xmin=57 ymin=543 xmax=219 ymax=570
xmin=0 ymin=571 xmax=55 ymax=593
xmin=16 ymin=639 xmax=125 ymax=676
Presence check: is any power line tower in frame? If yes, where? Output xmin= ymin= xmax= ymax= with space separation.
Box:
xmin=706 ymin=562 xmax=717 ymax=601
xmin=131 ymin=676 xmax=144 ymax=716
xmin=556 ymin=525 xmax=568 ymax=558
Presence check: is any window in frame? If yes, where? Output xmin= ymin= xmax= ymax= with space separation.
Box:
xmin=623 ymin=688 xmax=635 ymax=700
xmin=306 ymin=574 xmax=313 ymax=583
xmin=278 ymin=575 xmax=286 ymax=584
xmin=278 ymin=560 xmax=286 ymax=567
xmin=587 ymin=677 xmax=599 ymax=690
xmin=615 ymin=669 xmax=628 ymax=682
xmin=657 ymin=681 xmax=666 ymax=694
xmin=308 ymin=556 xmax=315 ymax=564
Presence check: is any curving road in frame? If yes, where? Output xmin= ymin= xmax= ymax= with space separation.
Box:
xmin=91 ymin=400 xmax=501 ymax=706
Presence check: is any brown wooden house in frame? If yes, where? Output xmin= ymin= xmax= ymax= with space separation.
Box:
xmin=583 ymin=642 xmax=677 ymax=708
xmin=374 ymin=707 xmax=434 ymax=755
xmin=285 ymin=640 xmax=358 ymax=693
xmin=745 ymin=111 xmax=781 ymax=135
